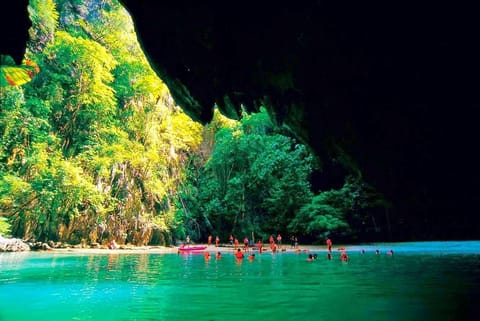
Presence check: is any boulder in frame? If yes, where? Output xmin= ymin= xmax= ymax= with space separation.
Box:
xmin=0 ymin=236 xmax=30 ymax=252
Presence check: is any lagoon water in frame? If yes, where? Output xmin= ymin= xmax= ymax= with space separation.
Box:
xmin=0 ymin=241 xmax=479 ymax=321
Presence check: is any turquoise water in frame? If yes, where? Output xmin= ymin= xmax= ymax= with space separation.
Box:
xmin=0 ymin=241 xmax=479 ymax=321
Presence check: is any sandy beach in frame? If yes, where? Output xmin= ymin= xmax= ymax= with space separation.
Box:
xmin=49 ymin=244 xmax=333 ymax=255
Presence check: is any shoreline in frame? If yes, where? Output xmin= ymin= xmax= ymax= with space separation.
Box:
xmin=44 ymin=244 xmax=332 ymax=255
xmin=3 ymin=240 xmax=478 ymax=255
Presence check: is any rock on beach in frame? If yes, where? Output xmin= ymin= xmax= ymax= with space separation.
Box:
xmin=0 ymin=236 xmax=30 ymax=252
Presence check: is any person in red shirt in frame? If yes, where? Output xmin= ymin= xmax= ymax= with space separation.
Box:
xmin=269 ymin=234 xmax=274 ymax=245
xmin=326 ymin=238 xmax=332 ymax=253
xmin=243 ymin=237 xmax=249 ymax=251
xmin=234 ymin=238 xmax=239 ymax=250
xmin=257 ymin=240 xmax=263 ymax=253
xmin=235 ymin=248 xmax=244 ymax=259
xmin=271 ymin=242 xmax=277 ymax=253
xmin=216 ymin=252 xmax=222 ymax=259
xmin=108 ymin=239 xmax=118 ymax=250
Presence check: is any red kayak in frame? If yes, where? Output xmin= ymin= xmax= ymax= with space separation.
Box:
xmin=178 ymin=245 xmax=207 ymax=252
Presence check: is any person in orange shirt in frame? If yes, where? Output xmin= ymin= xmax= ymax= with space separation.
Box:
xmin=234 ymin=238 xmax=239 ymax=250
xmin=248 ymin=253 xmax=255 ymax=261
xmin=204 ymin=252 xmax=211 ymax=260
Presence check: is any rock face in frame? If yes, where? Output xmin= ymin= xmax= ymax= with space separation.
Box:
xmin=1 ymin=1 xmax=479 ymax=239
xmin=0 ymin=236 xmax=30 ymax=252
xmin=0 ymin=0 xmax=31 ymax=64
xmin=118 ymin=1 xmax=480 ymax=239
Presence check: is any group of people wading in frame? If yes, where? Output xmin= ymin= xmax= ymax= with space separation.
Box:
xmin=206 ymin=233 xmax=291 ymax=253
xmin=197 ymin=235 xmax=393 ymax=263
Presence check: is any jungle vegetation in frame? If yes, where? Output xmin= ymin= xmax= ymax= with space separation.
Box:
xmin=0 ymin=0 xmax=385 ymax=246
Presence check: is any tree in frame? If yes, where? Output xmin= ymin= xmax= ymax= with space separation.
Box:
xmin=188 ymin=108 xmax=314 ymax=241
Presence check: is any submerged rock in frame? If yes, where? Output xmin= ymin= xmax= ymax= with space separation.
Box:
xmin=0 ymin=236 xmax=30 ymax=252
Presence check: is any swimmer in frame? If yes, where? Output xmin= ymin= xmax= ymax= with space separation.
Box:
xmin=248 ymin=253 xmax=255 ymax=261
xmin=216 ymin=252 xmax=222 ymax=259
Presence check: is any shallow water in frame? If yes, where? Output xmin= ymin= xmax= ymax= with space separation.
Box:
xmin=0 ymin=241 xmax=479 ymax=321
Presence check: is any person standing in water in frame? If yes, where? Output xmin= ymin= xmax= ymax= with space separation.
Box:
xmin=257 ymin=239 xmax=263 ymax=253
xmin=326 ymin=238 xmax=332 ymax=253
xmin=235 ymin=248 xmax=244 ymax=259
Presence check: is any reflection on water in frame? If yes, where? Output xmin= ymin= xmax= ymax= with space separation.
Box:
xmin=0 ymin=241 xmax=479 ymax=321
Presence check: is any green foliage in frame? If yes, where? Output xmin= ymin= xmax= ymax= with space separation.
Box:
xmin=0 ymin=217 xmax=11 ymax=237
xmin=288 ymin=185 xmax=353 ymax=237
xmin=184 ymin=108 xmax=314 ymax=241
xmin=0 ymin=0 xmax=203 ymax=245
xmin=28 ymin=0 xmax=59 ymax=52
xmin=40 ymin=31 xmax=117 ymax=155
